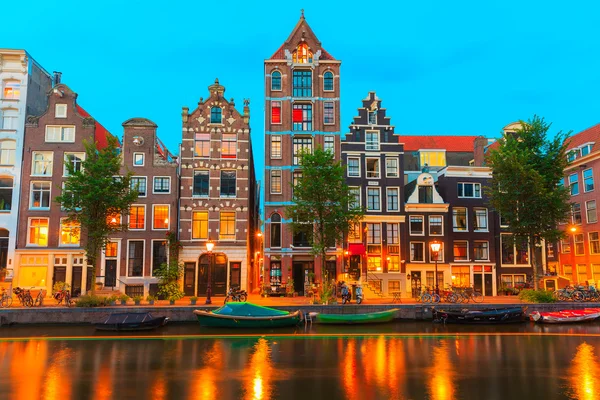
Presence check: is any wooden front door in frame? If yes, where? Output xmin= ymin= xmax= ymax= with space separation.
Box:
xmin=184 ymin=262 xmax=196 ymax=296
xmin=105 ymin=260 xmax=117 ymax=288
xmin=71 ymin=267 xmax=82 ymax=297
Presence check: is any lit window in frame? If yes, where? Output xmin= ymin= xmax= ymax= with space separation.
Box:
xmin=153 ymin=177 xmax=170 ymax=193
xmin=28 ymin=218 xmax=49 ymax=246
xmin=292 ymin=103 xmax=312 ymax=131
xmin=292 ymin=70 xmax=312 ymax=96
xmin=271 ymin=136 xmax=282 ymax=159
xmin=324 ymin=102 xmax=334 ymax=124
xmin=221 ymin=133 xmax=237 ymax=159
xmin=60 ymin=219 xmax=80 ymax=245
xmin=271 ymin=101 xmax=281 ymax=124
xmin=271 ymin=71 xmax=281 ymax=90
xmin=292 ymin=44 xmax=313 ymax=64
xmin=292 ymin=136 xmax=312 ymax=165
xmin=452 ymin=207 xmax=467 ymax=231
xmin=501 ymin=234 xmax=529 ymax=264
xmin=64 ymin=153 xmax=84 ymax=175
xmin=32 ymin=152 xmax=53 ymax=176
xmin=130 ymin=177 xmax=147 ymax=197
xmin=133 ymin=153 xmax=144 ymax=166
xmin=323 ymin=71 xmax=334 ymax=91
xmin=347 ymin=157 xmax=360 ymax=177
xmin=0 ymin=140 xmax=16 ymax=165
xmin=210 ymin=107 xmax=222 ymax=124
xmin=409 ymin=216 xmax=424 ymax=235
xmin=569 ymin=173 xmax=579 ymax=195
xmin=0 ymin=177 xmax=13 ymax=211
xmin=194 ymin=133 xmax=210 ymax=157
xmin=385 ymin=158 xmax=398 ymax=178
xmin=129 ymin=206 xmax=145 ymax=230
xmin=55 ymin=104 xmax=67 ymax=118
xmin=105 ymin=242 xmax=118 ymax=257
xmin=453 ymin=241 xmax=468 ymax=261
xmin=220 ymin=170 xmax=236 ymax=197
xmin=324 ymin=136 xmax=335 ymax=153
xmin=366 ymin=131 xmax=379 ymax=151
xmin=153 ymin=205 xmax=169 ymax=229
xmin=270 ymin=170 xmax=282 ymax=194
xmin=192 ymin=211 xmax=208 ymax=239
xmin=107 ymin=213 xmax=121 ymax=226
xmin=220 ymin=212 xmax=236 ymax=240
xmin=30 ymin=182 xmax=51 ymax=209
xmin=366 ymin=158 xmax=380 ymax=179
xmin=419 ymin=151 xmax=446 ymax=168
xmin=367 ymin=187 xmax=381 ymax=211
xmin=45 ymin=125 xmax=75 ymax=142
xmin=3 ymin=81 xmax=20 ymax=99
xmin=583 ymin=169 xmax=594 ymax=192
xmin=457 ymin=183 xmax=481 ymax=198
xmin=387 ymin=188 xmax=399 ymax=211
xmin=561 ymin=238 xmax=571 ymax=254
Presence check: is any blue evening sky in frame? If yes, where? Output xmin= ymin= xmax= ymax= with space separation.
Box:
xmin=6 ymin=1 xmax=600 ymax=183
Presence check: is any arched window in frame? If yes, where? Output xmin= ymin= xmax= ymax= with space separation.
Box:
xmin=210 ymin=107 xmax=222 ymax=124
xmin=0 ymin=177 xmax=13 ymax=211
xmin=0 ymin=140 xmax=16 ymax=166
xmin=271 ymin=71 xmax=281 ymax=91
xmin=293 ymin=43 xmax=313 ymax=63
xmin=270 ymin=213 xmax=282 ymax=248
xmin=323 ymin=71 xmax=334 ymax=91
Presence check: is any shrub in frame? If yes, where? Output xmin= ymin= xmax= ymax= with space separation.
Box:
xmin=53 ymin=281 xmax=70 ymax=294
xmin=75 ymin=295 xmax=106 ymax=307
xmin=119 ymin=294 xmax=129 ymax=302
xmin=518 ymin=289 xmax=556 ymax=303
xmin=146 ymin=295 xmax=156 ymax=302
xmin=132 ymin=295 xmax=143 ymax=303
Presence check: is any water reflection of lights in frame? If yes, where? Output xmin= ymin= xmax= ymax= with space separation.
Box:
xmin=427 ymin=340 xmax=456 ymax=400
xmin=568 ymin=342 xmax=600 ymax=400
xmin=342 ymin=339 xmax=357 ymax=396
xmin=190 ymin=342 xmax=224 ymax=400
xmin=245 ymin=338 xmax=273 ymax=400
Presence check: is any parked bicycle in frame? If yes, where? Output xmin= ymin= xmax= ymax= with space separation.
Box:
xmin=53 ymin=289 xmax=72 ymax=306
xmin=417 ymin=287 xmax=440 ymax=304
xmin=13 ymin=287 xmax=33 ymax=307
xmin=0 ymin=287 xmax=12 ymax=308
xmin=224 ymin=286 xmax=248 ymax=304
xmin=554 ymin=285 xmax=597 ymax=302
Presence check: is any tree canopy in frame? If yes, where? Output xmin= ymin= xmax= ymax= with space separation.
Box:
xmin=486 ymin=115 xmax=571 ymax=288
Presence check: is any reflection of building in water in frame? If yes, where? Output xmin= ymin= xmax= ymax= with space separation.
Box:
xmin=568 ymin=342 xmax=600 ymax=400
xmin=427 ymin=340 xmax=456 ymax=400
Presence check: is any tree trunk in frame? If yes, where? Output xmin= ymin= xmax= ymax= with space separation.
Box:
xmin=529 ymin=236 xmax=539 ymax=290
xmin=88 ymin=255 xmax=97 ymax=295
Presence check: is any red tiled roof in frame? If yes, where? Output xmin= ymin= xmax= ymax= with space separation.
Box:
xmin=567 ymin=123 xmax=600 ymax=150
xmin=76 ymin=105 xmax=118 ymax=149
xmin=400 ymin=135 xmax=478 ymax=152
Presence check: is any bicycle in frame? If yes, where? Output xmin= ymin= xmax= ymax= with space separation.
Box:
xmin=0 ymin=287 xmax=12 ymax=308
xmin=224 ymin=286 xmax=248 ymax=304
xmin=54 ymin=289 xmax=73 ymax=306
xmin=13 ymin=287 xmax=33 ymax=307
xmin=33 ymin=288 xmax=46 ymax=307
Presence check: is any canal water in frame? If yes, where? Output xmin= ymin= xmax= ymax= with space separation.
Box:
xmin=1 ymin=321 xmax=600 ymax=400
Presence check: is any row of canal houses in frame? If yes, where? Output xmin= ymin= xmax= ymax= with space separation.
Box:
xmin=0 ymin=14 xmax=594 ymax=299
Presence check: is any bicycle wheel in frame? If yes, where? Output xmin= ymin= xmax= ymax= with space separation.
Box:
xmin=446 ymin=293 xmax=458 ymax=303
xmin=472 ymin=292 xmax=484 ymax=303
xmin=431 ymin=294 xmax=441 ymax=303
xmin=240 ymin=293 xmax=248 ymax=302
xmin=224 ymin=296 xmax=231 ymax=304
xmin=573 ymin=291 xmax=585 ymax=302
xmin=24 ymin=296 xmax=34 ymax=307
xmin=421 ymin=293 xmax=432 ymax=303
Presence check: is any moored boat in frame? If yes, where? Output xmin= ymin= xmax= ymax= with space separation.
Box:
xmin=193 ymin=302 xmax=302 ymax=328
xmin=433 ymin=307 xmax=526 ymax=324
xmin=95 ymin=312 xmax=169 ymax=331
xmin=530 ymin=308 xmax=600 ymax=324
xmin=312 ymin=309 xmax=399 ymax=325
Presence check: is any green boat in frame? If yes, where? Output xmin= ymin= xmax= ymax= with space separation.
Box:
xmin=193 ymin=302 xmax=302 ymax=328
xmin=313 ymin=308 xmax=399 ymax=325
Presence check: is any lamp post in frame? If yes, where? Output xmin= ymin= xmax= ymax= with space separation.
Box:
xmin=430 ymin=240 xmax=441 ymax=295
xmin=205 ymin=240 xmax=215 ymax=305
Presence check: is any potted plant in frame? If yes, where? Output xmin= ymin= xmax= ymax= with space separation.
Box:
xmin=106 ymin=295 xmax=117 ymax=306
xmin=133 ymin=295 xmax=142 ymax=305
xmin=190 ymin=296 xmax=198 ymax=305
xmin=146 ymin=295 xmax=156 ymax=305
xmin=119 ymin=294 xmax=129 ymax=305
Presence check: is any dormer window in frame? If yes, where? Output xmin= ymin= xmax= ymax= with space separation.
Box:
xmin=210 ymin=107 xmax=222 ymax=124
xmin=293 ymin=43 xmax=313 ymax=63
xmin=368 ymin=111 xmax=376 ymax=125
xmin=568 ymin=149 xmax=580 ymax=162
xmin=581 ymin=144 xmax=593 ymax=157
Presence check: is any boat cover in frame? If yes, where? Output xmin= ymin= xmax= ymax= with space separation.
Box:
xmin=103 ymin=313 xmax=154 ymax=324
xmin=213 ymin=302 xmax=289 ymax=317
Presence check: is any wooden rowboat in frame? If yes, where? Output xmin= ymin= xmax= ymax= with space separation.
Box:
xmin=530 ymin=308 xmax=600 ymax=324
xmin=312 ymin=309 xmax=399 ymax=325
xmin=433 ymin=307 xmax=526 ymax=324
xmin=194 ymin=302 xmax=302 ymax=328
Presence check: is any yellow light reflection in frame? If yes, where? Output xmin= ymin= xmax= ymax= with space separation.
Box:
xmin=42 ymin=347 xmax=73 ymax=400
xmin=342 ymin=339 xmax=357 ymax=396
xmin=244 ymin=338 xmax=273 ymax=400
xmin=10 ymin=341 xmax=47 ymax=399
xmin=191 ymin=342 xmax=223 ymax=400
xmin=568 ymin=342 xmax=600 ymax=400
xmin=427 ymin=340 xmax=456 ymax=400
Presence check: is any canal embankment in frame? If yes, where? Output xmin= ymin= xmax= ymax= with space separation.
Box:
xmin=2 ymin=302 xmax=600 ymax=325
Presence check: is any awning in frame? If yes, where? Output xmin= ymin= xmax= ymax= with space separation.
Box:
xmin=348 ymin=243 xmax=365 ymax=255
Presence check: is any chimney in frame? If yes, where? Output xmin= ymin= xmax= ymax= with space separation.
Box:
xmin=473 ymin=136 xmax=488 ymax=167
xmin=53 ymin=71 xmax=62 ymax=86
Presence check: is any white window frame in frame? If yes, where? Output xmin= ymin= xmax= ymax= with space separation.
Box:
xmin=45 ymin=125 xmax=75 ymax=143
xmin=30 ymin=181 xmax=51 ymax=210
xmin=128 ymin=204 xmax=146 ymax=231
xmin=323 ymin=71 xmax=334 ymax=92
xmin=569 ymin=173 xmax=579 ymax=196
xmin=452 ymin=207 xmax=468 ymax=232
xmin=347 ymin=157 xmax=361 ymax=177
xmin=270 ymin=135 xmax=282 ymax=159
xmin=583 ymin=168 xmax=594 ymax=193
xmin=589 ymin=232 xmax=600 ymax=255
xmin=27 ymin=217 xmax=49 ymax=247
xmin=385 ymin=157 xmax=399 ymax=178
xmin=151 ymin=204 xmax=170 ymax=231
xmin=152 ymin=176 xmax=171 ymax=194
xmin=31 ymin=151 xmax=53 ymax=176
xmin=473 ymin=208 xmax=489 ymax=232
xmin=0 ymin=139 xmax=16 ymax=166
xmin=59 ymin=217 xmax=80 ymax=246
xmin=409 ymin=215 xmax=425 ymax=236
xmin=324 ymin=135 xmax=335 ymax=153
xmin=574 ymin=233 xmax=585 ymax=256
xmin=386 ymin=187 xmax=400 ymax=212
xmin=366 ymin=157 xmax=380 ymax=179
xmin=130 ymin=176 xmax=148 ymax=198
xmin=429 ymin=242 xmax=444 ymax=263
xmin=270 ymin=70 xmax=282 ymax=91
xmin=457 ymin=182 xmax=482 ymax=198
xmin=271 ymin=101 xmax=282 ymax=125
xmin=410 ymin=241 xmax=425 ymax=263
xmin=365 ymin=130 xmax=380 ymax=151
xmin=133 ymin=152 xmax=145 ymax=167
xmin=348 ymin=186 xmax=361 ymax=210
xmin=586 ymin=200 xmax=598 ymax=224
xmin=474 ymin=240 xmax=490 ymax=261
xmin=429 ymin=215 xmax=444 ymax=236
xmin=191 ymin=211 xmax=209 ymax=240
xmin=1 ymin=109 xmax=18 ymax=130
xmin=323 ymin=101 xmax=335 ymax=125
xmin=453 ymin=240 xmax=470 ymax=262
xmin=63 ymin=152 xmax=85 ymax=176
xmin=270 ymin=169 xmax=282 ymax=194
xmin=55 ymin=104 xmax=67 ymax=118
xmin=366 ymin=187 xmax=381 ymax=212
xmin=126 ymin=239 xmax=145 ymax=277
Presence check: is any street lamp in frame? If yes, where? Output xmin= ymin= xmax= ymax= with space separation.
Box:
xmin=205 ymin=240 xmax=215 ymax=305
xmin=430 ymin=240 xmax=441 ymax=295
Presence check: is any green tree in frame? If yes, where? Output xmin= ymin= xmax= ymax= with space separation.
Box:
xmin=154 ymin=232 xmax=184 ymax=301
xmin=55 ymin=136 xmax=138 ymax=293
xmin=486 ymin=116 xmax=571 ymax=289
xmin=287 ymin=147 xmax=363 ymax=283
